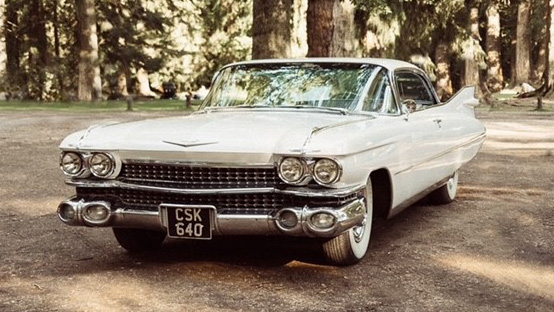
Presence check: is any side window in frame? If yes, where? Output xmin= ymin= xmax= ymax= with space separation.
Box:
xmin=395 ymin=72 xmax=436 ymax=109
xmin=362 ymin=70 xmax=399 ymax=114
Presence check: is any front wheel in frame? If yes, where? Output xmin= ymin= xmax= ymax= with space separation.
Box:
xmin=112 ymin=228 xmax=166 ymax=252
xmin=323 ymin=179 xmax=373 ymax=266
xmin=429 ymin=171 xmax=458 ymax=205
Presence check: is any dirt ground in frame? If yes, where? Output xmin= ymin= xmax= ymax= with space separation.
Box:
xmin=1 ymin=106 xmax=553 ymax=312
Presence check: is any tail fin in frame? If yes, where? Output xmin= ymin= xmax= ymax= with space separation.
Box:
xmin=444 ymin=86 xmax=479 ymax=115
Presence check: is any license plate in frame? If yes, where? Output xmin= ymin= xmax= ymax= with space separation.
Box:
xmin=161 ymin=204 xmax=214 ymax=239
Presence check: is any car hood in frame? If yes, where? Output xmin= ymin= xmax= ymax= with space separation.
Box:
xmin=61 ymin=110 xmax=371 ymax=163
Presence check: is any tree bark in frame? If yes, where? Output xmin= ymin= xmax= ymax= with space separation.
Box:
xmin=307 ymin=0 xmax=358 ymax=57
xmin=137 ymin=68 xmax=155 ymax=97
xmin=53 ymin=1 xmax=64 ymax=100
xmin=515 ymin=0 xmax=531 ymax=85
xmin=544 ymin=0 xmax=554 ymax=98
xmin=435 ymin=41 xmax=452 ymax=101
xmin=307 ymin=0 xmax=334 ymax=57
xmin=29 ymin=0 xmax=48 ymax=100
xmin=0 ymin=0 xmax=6 ymax=80
xmin=486 ymin=2 xmax=503 ymax=92
xmin=252 ymin=0 xmax=292 ymax=59
xmin=461 ymin=7 xmax=480 ymax=87
xmin=5 ymin=0 xmax=21 ymax=96
xmin=76 ymin=0 xmax=102 ymax=101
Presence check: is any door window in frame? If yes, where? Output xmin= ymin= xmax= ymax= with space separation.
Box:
xmin=395 ymin=72 xmax=436 ymax=109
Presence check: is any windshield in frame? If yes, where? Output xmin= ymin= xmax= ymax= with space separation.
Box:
xmin=201 ymin=63 xmax=379 ymax=112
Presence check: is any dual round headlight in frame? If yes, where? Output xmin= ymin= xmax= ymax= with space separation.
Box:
xmin=60 ymin=152 xmax=84 ymax=176
xmin=89 ymin=153 xmax=115 ymax=177
xmin=60 ymin=151 xmax=116 ymax=178
xmin=278 ymin=157 xmax=341 ymax=186
xmin=278 ymin=157 xmax=307 ymax=184
xmin=313 ymin=158 xmax=341 ymax=185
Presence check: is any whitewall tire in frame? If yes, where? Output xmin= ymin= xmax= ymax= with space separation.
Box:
xmin=323 ymin=179 xmax=373 ymax=265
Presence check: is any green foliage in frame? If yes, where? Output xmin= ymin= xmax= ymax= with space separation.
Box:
xmin=97 ymin=0 xmax=184 ymax=95
xmin=187 ymin=0 xmax=252 ymax=89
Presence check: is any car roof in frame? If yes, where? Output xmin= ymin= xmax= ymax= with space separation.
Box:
xmin=225 ymin=58 xmax=419 ymax=71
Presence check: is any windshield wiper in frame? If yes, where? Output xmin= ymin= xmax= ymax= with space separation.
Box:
xmin=292 ymin=105 xmax=350 ymax=115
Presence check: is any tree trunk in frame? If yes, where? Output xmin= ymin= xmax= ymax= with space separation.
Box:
xmin=5 ymin=0 xmax=21 ymax=97
xmin=515 ymin=0 xmax=531 ymax=85
xmin=252 ymin=0 xmax=292 ymax=59
xmin=545 ymin=0 xmax=554 ymax=98
xmin=291 ymin=0 xmax=308 ymax=57
xmin=535 ymin=0 xmax=548 ymax=84
xmin=53 ymin=1 xmax=64 ymax=100
xmin=461 ymin=7 xmax=480 ymax=88
xmin=330 ymin=0 xmax=359 ymax=57
xmin=29 ymin=0 xmax=48 ymax=100
xmin=435 ymin=41 xmax=452 ymax=101
xmin=137 ymin=68 xmax=155 ymax=97
xmin=307 ymin=0 xmax=334 ymax=57
xmin=76 ymin=0 xmax=102 ymax=101
xmin=307 ymin=0 xmax=358 ymax=57
xmin=486 ymin=2 xmax=503 ymax=92
xmin=0 ymin=0 xmax=6 ymax=80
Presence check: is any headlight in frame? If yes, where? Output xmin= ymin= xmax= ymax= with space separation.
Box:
xmin=313 ymin=158 xmax=341 ymax=185
xmin=60 ymin=152 xmax=83 ymax=176
xmin=278 ymin=157 xmax=306 ymax=184
xmin=89 ymin=153 xmax=115 ymax=177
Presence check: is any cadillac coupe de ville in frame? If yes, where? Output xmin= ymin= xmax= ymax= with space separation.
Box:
xmin=58 ymin=58 xmax=485 ymax=265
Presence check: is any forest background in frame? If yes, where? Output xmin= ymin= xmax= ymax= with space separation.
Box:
xmin=0 ymin=0 xmax=549 ymax=103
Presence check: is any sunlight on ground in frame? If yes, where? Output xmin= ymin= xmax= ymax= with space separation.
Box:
xmin=438 ymin=254 xmax=554 ymax=301
xmin=285 ymin=260 xmax=341 ymax=273
xmin=483 ymin=120 xmax=554 ymax=153
xmin=2 ymin=274 xmax=230 ymax=312
xmin=4 ymin=197 xmax=61 ymax=217
xmin=457 ymin=185 xmax=547 ymax=203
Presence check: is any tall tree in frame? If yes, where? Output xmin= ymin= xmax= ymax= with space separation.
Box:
xmin=515 ymin=0 xmax=531 ymax=85
xmin=76 ymin=0 xmax=101 ymax=101
xmin=0 ymin=0 xmax=5 ymax=79
xmin=307 ymin=0 xmax=358 ymax=57
xmin=28 ymin=0 xmax=48 ymax=100
xmin=4 ymin=0 xmax=21 ymax=98
xmin=486 ymin=1 xmax=503 ymax=92
xmin=547 ymin=0 xmax=554 ymax=92
xmin=252 ymin=0 xmax=292 ymax=59
xmin=461 ymin=6 xmax=481 ymax=87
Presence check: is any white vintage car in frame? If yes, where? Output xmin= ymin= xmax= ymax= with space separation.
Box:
xmin=58 ymin=58 xmax=485 ymax=265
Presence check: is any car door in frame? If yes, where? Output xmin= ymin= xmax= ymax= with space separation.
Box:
xmin=394 ymin=70 xmax=447 ymax=197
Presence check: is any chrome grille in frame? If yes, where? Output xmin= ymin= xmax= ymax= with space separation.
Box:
xmin=118 ymin=162 xmax=279 ymax=189
xmin=76 ymin=187 xmax=358 ymax=215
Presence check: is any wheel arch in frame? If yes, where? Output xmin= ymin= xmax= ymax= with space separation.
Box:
xmin=369 ymin=168 xmax=393 ymax=220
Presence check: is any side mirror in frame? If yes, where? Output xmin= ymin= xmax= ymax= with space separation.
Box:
xmin=401 ymin=99 xmax=416 ymax=120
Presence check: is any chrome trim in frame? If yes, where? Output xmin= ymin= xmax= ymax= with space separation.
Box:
xmin=65 ymin=179 xmax=365 ymax=198
xmin=122 ymin=159 xmax=274 ymax=169
xmin=57 ymin=198 xmax=113 ymax=227
xmin=162 ymin=140 xmax=219 ymax=148
xmin=57 ymin=197 xmax=367 ymax=238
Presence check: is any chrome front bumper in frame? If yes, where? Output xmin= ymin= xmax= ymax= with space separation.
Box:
xmin=57 ymin=197 xmax=366 ymax=238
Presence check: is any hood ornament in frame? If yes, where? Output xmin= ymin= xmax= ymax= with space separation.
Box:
xmin=162 ymin=140 xmax=219 ymax=148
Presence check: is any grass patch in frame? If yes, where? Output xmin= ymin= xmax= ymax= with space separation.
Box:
xmin=0 ymin=99 xmax=203 ymax=112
